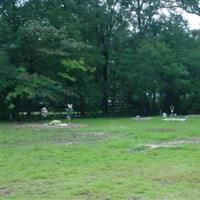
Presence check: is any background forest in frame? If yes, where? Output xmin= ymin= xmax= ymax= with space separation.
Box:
xmin=0 ymin=0 xmax=200 ymax=119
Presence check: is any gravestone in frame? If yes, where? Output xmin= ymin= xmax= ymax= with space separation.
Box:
xmin=66 ymin=104 xmax=73 ymax=121
xmin=170 ymin=105 xmax=175 ymax=116
xmin=162 ymin=113 xmax=167 ymax=118
xmin=41 ymin=106 xmax=48 ymax=118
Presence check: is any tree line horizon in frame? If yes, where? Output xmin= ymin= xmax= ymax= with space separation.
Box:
xmin=0 ymin=0 xmax=200 ymax=120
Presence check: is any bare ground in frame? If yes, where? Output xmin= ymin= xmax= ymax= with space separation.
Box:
xmin=144 ymin=136 xmax=200 ymax=149
xmin=147 ymin=128 xmax=178 ymax=132
xmin=0 ymin=187 xmax=11 ymax=196
xmin=10 ymin=123 xmax=87 ymax=129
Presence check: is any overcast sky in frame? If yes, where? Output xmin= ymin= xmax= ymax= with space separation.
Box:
xmin=159 ymin=8 xmax=200 ymax=30
xmin=182 ymin=12 xmax=200 ymax=30
xmin=18 ymin=0 xmax=200 ymax=30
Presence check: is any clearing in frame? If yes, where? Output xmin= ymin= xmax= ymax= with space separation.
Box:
xmin=0 ymin=117 xmax=200 ymax=200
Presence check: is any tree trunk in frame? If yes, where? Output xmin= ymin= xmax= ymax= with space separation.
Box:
xmin=27 ymin=99 xmax=32 ymax=117
xmin=80 ymin=95 xmax=86 ymax=116
xmin=152 ymin=91 xmax=156 ymax=115
xmin=103 ymin=51 xmax=109 ymax=114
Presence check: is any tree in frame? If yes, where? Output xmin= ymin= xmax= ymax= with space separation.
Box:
xmin=0 ymin=0 xmax=200 ymax=119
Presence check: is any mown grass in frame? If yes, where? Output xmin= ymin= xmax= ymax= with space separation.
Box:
xmin=0 ymin=116 xmax=200 ymax=200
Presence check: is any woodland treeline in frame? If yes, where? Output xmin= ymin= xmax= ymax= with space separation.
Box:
xmin=0 ymin=0 xmax=200 ymax=119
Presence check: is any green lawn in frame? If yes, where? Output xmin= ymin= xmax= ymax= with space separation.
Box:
xmin=0 ymin=117 xmax=200 ymax=200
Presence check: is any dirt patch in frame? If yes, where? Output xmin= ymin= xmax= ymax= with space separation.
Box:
xmin=133 ymin=117 xmax=152 ymax=121
xmin=61 ymin=132 xmax=107 ymax=145
xmin=147 ymin=128 xmax=178 ymax=133
xmin=144 ymin=136 xmax=200 ymax=149
xmin=11 ymin=123 xmax=87 ymax=129
xmin=0 ymin=131 xmax=120 ymax=146
xmin=0 ymin=187 xmax=11 ymax=196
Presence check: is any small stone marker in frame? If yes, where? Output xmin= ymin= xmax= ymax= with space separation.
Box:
xmin=41 ymin=106 xmax=48 ymax=118
xmin=162 ymin=113 xmax=167 ymax=118
xmin=170 ymin=105 xmax=175 ymax=116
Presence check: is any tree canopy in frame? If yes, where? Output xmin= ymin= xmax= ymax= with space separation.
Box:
xmin=0 ymin=0 xmax=200 ymax=119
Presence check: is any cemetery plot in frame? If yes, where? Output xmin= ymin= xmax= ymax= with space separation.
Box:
xmin=144 ymin=136 xmax=200 ymax=149
xmin=10 ymin=122 xmax=87 ymax=129
xmin=147 ymin=128 xmax=178 ymax=132
xmin=1 ymin=117 xmax=200 ymax=200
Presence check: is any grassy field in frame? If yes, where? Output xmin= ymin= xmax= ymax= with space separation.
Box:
xmin=0 ymin=116 xmax=200 ymax=200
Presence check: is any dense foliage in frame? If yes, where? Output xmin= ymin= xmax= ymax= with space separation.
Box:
xmin=0 ymin=0 xmax=200 ymax=119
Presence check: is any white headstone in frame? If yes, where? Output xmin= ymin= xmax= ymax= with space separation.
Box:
xmin=162 ymin=113 xmax=167 ymax=118
xmin=41 ymin=107 xmax=48 ymax=117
